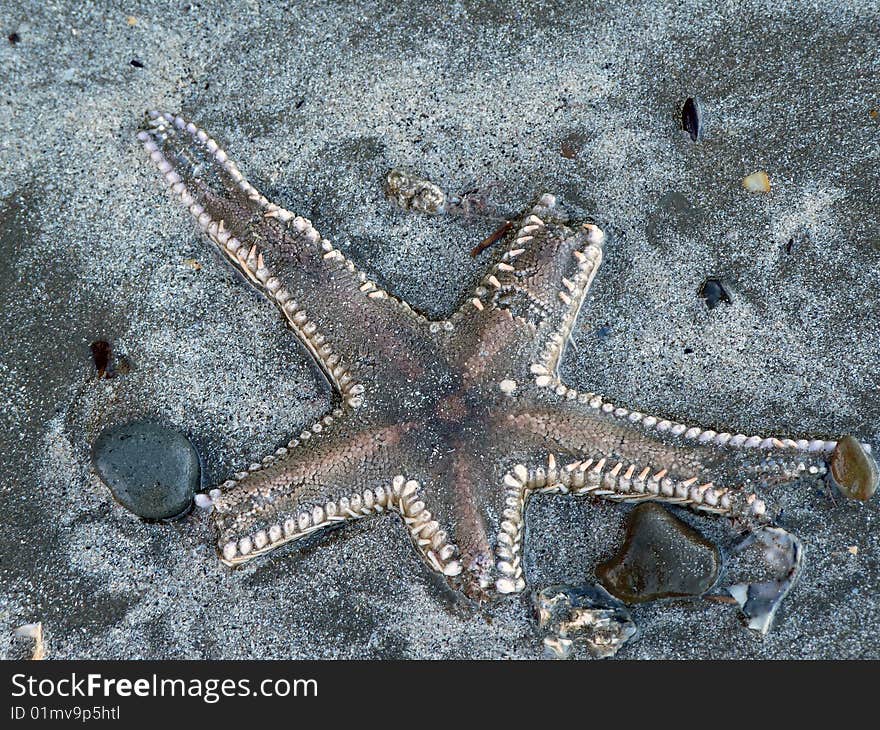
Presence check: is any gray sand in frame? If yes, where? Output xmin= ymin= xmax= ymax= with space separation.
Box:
xmin=1 ymin=0 xmax=878 ymax=659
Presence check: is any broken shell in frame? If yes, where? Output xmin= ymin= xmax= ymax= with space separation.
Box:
xmin=721 ymin=526 xmax=803 ymax=636
xmin=533 ymin=584 xmax=637 ymax=660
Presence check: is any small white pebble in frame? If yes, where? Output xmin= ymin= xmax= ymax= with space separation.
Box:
xmin=743 ymin=170 xmax=771 ymax=192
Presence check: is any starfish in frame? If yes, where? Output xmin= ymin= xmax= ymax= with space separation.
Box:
xmin=137 ymin=111 xmax=878 ymax=600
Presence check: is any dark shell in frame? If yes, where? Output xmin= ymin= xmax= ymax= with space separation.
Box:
xmin=681 ymin=97 xmax=701 ymax=141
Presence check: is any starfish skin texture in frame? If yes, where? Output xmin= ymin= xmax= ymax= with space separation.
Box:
xmin=137 ymin=111 xmax=878 ymax=600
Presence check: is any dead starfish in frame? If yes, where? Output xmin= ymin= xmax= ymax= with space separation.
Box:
xmin=137 ymin=111 xmax=878 ymax=599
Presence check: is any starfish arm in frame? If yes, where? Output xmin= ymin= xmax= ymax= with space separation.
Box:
xmin=500 ymin=386 xmax=846 ymax=519
xmin=138 ymin=111 xmax=435 ymax=408
xmin=446 ymin=194 xmax=606 ymax=383
xmin=533 ymin=375 xmax=878 ymax=498
xmin=538 ymin=373 xmax=850 ymax=462
xmin=212 ymin=419 xmax=463 ymax=578
xmin=444 ymin=449 xmax=500 ymax=596
xmin=488 ymin=445 xmax=767 ymax=595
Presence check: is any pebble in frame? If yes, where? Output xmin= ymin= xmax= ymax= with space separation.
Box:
xmin=89 ymin=340 xmax=131 ymax=379
xmin=699 ymin=277 xmax=732 ymax=309
xmin=597 ymin=503 xmax=720 ymax=603
xmin=560 ymin=130 xmax=588 ymax=159
xmin=742 ymin=170 xmax=771 ymax=192
xmin=91 ymin=421 xmax=199 ymax=520
xmin=534 ymin=584 xmax=637 ymax=659
xmin=829 ymin=436 xmax=878 ymax=501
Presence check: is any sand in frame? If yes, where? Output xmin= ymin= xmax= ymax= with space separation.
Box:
xmin=1 ymin=0 xmax=878 ymax=658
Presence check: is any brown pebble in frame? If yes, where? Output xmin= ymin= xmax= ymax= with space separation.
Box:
xmin=597 ymin=502 xmax=720 ymax=604
xmin=829 ymin=436 xmax=878 ymax=501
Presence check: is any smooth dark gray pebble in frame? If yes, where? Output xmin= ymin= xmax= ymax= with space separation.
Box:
xmin=92 ymin=421 xmax=198 ymax=520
